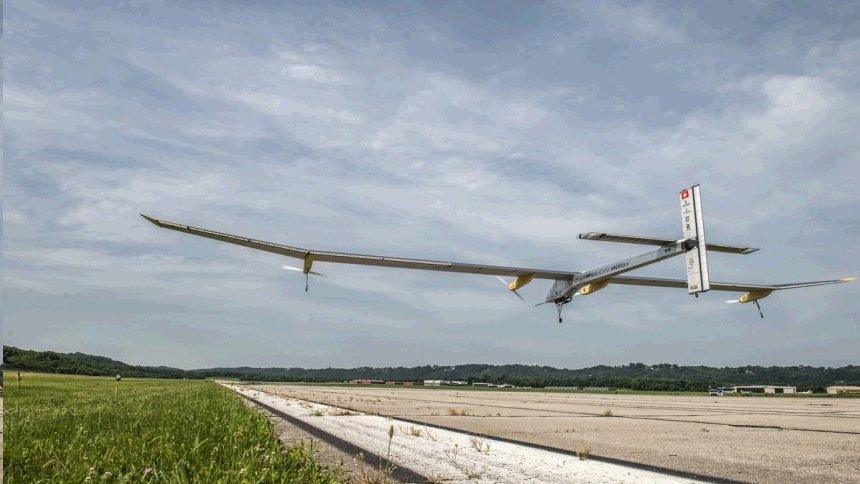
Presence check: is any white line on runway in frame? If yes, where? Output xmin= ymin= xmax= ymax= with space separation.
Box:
xmin=226 ymin=384 xmax=706 ymax=483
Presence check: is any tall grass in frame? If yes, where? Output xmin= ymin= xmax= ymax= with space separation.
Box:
xmin=3 ymin=372 xmax=340 ymax=483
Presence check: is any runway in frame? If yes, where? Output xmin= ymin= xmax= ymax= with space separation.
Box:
xmin=226 ymin=383 xmax=710 ymax=483
xmin=242 ymin=384 xmax=860 ymax=482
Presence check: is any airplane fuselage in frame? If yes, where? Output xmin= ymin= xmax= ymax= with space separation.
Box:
xmin=546 ymin=242 xmax=687 ymax=304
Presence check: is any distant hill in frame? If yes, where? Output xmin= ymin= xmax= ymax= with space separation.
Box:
xmin=3 ymin=346 xmax=858 ymax=392
xmin=2 ymin=346 xmax=188 ymax=379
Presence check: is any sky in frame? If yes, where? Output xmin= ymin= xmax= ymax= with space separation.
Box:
xmin=3 ymin=0 xmax=858 ymax=369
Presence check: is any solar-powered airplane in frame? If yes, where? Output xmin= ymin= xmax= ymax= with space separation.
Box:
xmin=142 ymin=185 xmax=853 ymax=323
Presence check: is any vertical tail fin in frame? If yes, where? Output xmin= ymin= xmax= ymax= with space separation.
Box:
xmin=680 ymin=185 xmax=710 ymax=293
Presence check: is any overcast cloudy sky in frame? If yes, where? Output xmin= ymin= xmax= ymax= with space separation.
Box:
xmin=3 ymin=0 xmax=858 ymax=369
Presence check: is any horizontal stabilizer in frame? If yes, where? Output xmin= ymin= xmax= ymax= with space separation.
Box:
xmin=609 ymin=275 xmax=853 ymax=293
xmin=577 ymin=232 xmax=758 ymax=254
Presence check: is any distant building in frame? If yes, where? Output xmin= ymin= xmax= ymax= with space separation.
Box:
xmin=472 ymin=382 xmax=494 ymax=387
xmin=424 ymin=379 xmax=469 ymax=386
xmin=731 ymin=385 xmax=796 ymax=394
xmin=827 ymin=386 xmax=860 ymax=395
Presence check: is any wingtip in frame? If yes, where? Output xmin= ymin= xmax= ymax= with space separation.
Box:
xmin=140 ymin=214 xmax=161 ymax=226
xmin=843 ymin=277 xmax=856 ymax=283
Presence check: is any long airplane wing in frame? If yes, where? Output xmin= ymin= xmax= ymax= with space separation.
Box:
xmin=141 ymin=215 xmax=579 ymax=280
xmin=609 ymin=275 xmax=854 ymax=292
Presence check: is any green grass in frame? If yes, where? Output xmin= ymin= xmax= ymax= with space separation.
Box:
xmin=3 ymin=372 xmax=341 ymax=483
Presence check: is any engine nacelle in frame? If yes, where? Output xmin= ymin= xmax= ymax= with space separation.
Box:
xmin=578 ymin=280 xmax=610 ymax=296
xmin=508 ymin=274 xmax=534 ymax=291
xmin=738 ymin=290 xmax=772 ymax=303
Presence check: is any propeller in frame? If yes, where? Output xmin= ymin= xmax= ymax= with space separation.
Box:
xmin=282 ymin=264 xmax=326 ymax=277
xmin=725 ymin=298 xmax=764 ymax=318
xmin=283 ymin=264 xmax=325 ymax=292
xmin=495 ymin=276 xmax=525 ymax=302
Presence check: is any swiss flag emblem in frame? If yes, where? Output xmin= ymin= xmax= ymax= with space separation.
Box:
xmin=680 ymin=189 xmax=690 ymax=199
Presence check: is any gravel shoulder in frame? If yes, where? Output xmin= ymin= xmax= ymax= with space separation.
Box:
xmin=240 ymin=392 xmax=402 ymax=482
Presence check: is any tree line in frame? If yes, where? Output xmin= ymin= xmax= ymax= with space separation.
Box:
xmin=4 ymin=346 xmax=857 ymax=392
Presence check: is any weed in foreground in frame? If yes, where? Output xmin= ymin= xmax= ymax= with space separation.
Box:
xmin=387 ymin=424 xmax=395 ymax=460
xmin=447 ymin=408 xmax=473 ymax=416
xmin=354 ymin=452 xmax=394 ymax=484
xmin=445 ymin=443 xmax=483 ymax=479
xmin=469 ymin=435 xmax=491 ymax=454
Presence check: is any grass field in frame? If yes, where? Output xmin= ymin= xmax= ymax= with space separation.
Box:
xmin=3 ymin=372 xmax=341 ymax=483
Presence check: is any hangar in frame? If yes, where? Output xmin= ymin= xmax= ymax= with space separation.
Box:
xmin=732 ymin=385 xmax=796 ymax=394
xmin=424 ymin=380 xmax=468 ymax=386
xmin=827 ymin=386 xmax=860 ymax=395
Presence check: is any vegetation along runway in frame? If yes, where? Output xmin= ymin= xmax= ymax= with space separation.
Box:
xmin=2 ymin=373 xmax=339 ymax=482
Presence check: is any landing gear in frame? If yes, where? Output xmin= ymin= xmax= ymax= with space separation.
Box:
xmin=540 ymin=297 xmax=570 ymax=323
xmin=754 ymin=300 xmax=764 ymax=318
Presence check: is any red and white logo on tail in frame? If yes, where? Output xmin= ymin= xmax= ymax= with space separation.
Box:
xmin=680 ymin=185 xmax=710 ymax=293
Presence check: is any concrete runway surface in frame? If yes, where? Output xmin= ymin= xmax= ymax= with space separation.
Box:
xmin=227 ymin=384 xmax=708 ymax=483
xmin=242 ymin=384 xmax=860 ymax=483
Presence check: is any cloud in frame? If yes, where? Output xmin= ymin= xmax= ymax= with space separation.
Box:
xmin=594 ymin=2 xmax=687 ymax=44
xmin=283 ymin=63 xmax=345 ymax=84
xmin=743 ymin=75 xmax=836 ymax=145
xmin=3 ymin=0 xmax=858 ymax=368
